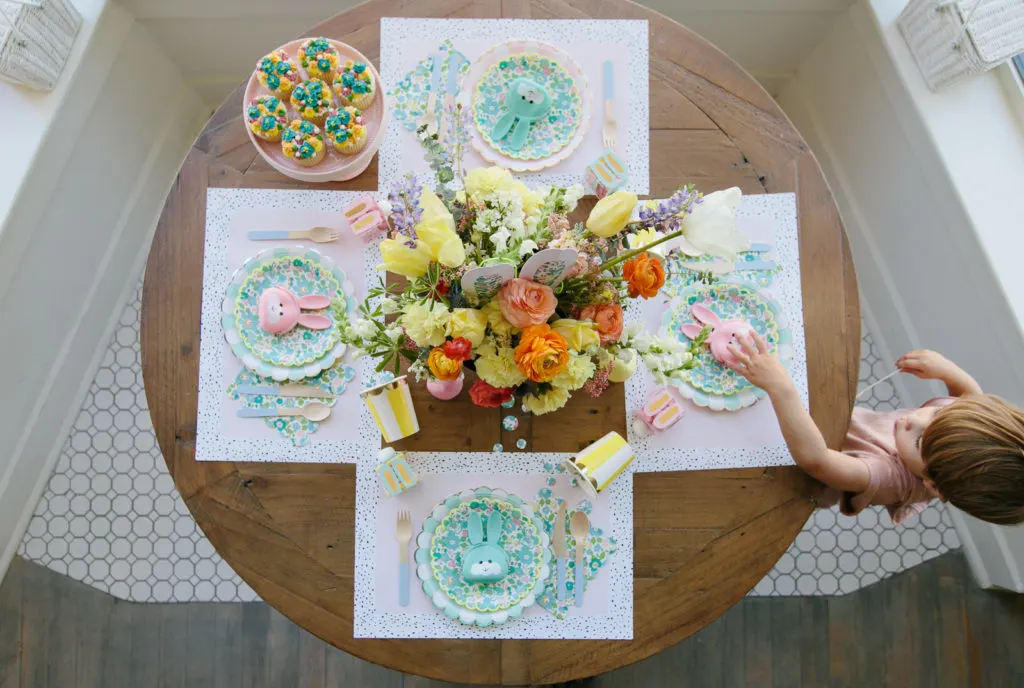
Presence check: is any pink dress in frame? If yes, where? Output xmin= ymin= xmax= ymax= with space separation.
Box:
xmin=821 ymin=397 xmax=954 ymax=524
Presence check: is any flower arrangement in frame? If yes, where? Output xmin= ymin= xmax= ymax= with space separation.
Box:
xmin=341 ymin=131 xmax=747 ymax=414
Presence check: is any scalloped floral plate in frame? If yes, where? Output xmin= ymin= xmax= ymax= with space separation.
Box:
xmin=414 ymin=487 xmax=552 ymax=627
xmin=459 ymin=40 xmax=590 ymax=171
xmin=661 ymin=282 xmax=793 ymax=411
xmin=222 ymin=247 xmax=356 ymax=381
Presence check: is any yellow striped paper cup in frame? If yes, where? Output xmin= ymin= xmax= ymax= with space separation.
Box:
xmin=564 ymin=431 xmax=634 ymax=499
xmin=360 ymin=375 xmax=420 ymax=443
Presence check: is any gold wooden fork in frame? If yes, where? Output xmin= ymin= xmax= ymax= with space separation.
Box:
xmin=601 ymin=60 xmax=617 ymax=151
xmin=397 ymin=510 xmax=412 ymax=606
xmin=246 ymin=226 xmax=339 ymax=243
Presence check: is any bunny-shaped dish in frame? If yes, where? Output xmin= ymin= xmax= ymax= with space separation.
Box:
xmin=258 ymin=286 xmax=331 ymax=335
xmin=489 ymin=78 xmax=551 ymax=152
xmin=680 ymin=303 xmax=754 ymax=368
xmin=461 ymin=511 xmax=509 ymax=584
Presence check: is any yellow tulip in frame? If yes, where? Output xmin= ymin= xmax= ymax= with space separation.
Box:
xmin=416 ymin=189 xmax=465 ymax=268
xmin=551 ymin=319 xmax=601 ymax=352
xmin=586 ymin=191 xmax=638 ymax=238
xmin=378 ymin=238 xmax=432 ymax=278
xmin=446 ymin=308 xmax=488 ymax=347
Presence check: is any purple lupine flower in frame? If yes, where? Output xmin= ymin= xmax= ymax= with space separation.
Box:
xmin=638 ymin=186 xmax=700 ymax=228
xmin=388 ymin=174 xmax=424 ymax=244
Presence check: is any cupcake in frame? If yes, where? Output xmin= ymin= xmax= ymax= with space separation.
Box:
xmin=324 ymin=106 xmax=367 ymax=155
xmin=289 ymin=79 xmax=333 ymax=125
xmin=255 ymin=50 xmax=300 ymax=97
xmin=298 ymin=37 xmax=340 ymax=82
xmin=245 ymin=95 xmax=289 ymax=142
xmin=333 ymin=59 xmax=376 ymax=109
xmin=281 ymin=119 xmax=326 ymax=167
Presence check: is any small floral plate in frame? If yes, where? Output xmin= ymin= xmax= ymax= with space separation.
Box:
xmin=222 ymin=247 xmax=356 ymax=381
xmin=467 ymin=41 xmax=588 ymax=166
xmin=414 ymin=487 xmax=552 ymax=627
xmin=661 ymin=282 xmax=793 ymax=411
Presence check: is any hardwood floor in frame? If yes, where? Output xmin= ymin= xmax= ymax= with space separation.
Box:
xmin=1 ymin=552 xmax=1022 ymax=687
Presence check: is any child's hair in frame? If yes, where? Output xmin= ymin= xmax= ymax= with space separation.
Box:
xmin=922 ymin=394 xmax=1024 ymax=525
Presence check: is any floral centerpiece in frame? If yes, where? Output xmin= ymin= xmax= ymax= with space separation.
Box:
xmin=341 ymin=126 xmax=748 ymax=415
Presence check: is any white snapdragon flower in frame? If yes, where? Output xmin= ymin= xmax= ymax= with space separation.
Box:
xmin=384 ymin=325 xmax=403 ymax=342
xmin=380 ymin=297 xmax=399 ymax=315
xmin=352 ymin=318 xmax=376 ymax=339
xmin=490 ymin=227 xmax=511 ymax=252
xmin=633 ymin=334 xmax=654 ymax=353
xmin=518 ymin=239 xmax=539 ymax=257
xmin=563 ymin=184 xmax=584 ymax=210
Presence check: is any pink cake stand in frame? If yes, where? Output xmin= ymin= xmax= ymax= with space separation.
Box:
xmin=243 ymin=39 xmax=388 ymax=183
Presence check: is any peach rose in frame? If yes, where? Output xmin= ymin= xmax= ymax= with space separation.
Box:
xmin=579 ymin=303 xmax=624 ymax=344
xmin=514 ymin=324 xmax=570 ymax=383
xmin=427 ymin=347 xmax=462 ymax=381
xmin=497 ymin=278 xmax=557 ymax=328
xmin=622 ymin=254 xmax=665 ymax=299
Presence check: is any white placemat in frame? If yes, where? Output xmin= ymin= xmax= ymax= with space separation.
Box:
xmin=353 ymin=451 xmax=634 ymax=639
xmin=196 ymin=188 xmax=382 ymax=463
xmin=378 ymin=18 xmax=650 ymax=192
xmin=626 ymin=193 xmax=808 ymax=471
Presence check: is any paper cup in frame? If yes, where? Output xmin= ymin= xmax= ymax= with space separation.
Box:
xmin=564 ymin=431 xmax=634 ymax=499
xmin=361 ymin=375 xmax=419 ymax=443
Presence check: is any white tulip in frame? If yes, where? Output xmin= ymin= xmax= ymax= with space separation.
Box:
xmin=679 ymin=187 xmax=750 ymax=260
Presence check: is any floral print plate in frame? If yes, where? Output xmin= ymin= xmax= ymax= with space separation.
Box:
xmin=414 ymin=487 xmax=552 ymax=627
xmin=472 ymin=51 xmax=583 ymax=161
xmin=661 ymin=282 xmax=793 ymax=412
xmin=226 ymin=363 xmax=356 ymax=446
xmin=222 ymin=247 xmax=357 ymax=381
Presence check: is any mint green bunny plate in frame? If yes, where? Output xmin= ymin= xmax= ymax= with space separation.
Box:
xmin=415 ymin=487 xmax=552 ymax=627
xmin=472 ymin=51 xmax=583 ymax=161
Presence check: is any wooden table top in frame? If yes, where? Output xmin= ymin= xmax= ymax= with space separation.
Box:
xmin=139 ymin=0 xmax=860 ymax=683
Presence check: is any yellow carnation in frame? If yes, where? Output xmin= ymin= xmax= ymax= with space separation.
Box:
xmin=446 ymin=308 xmax=488 ymax=347
xmin=551 ymin=319 xmax=601 ymax=352
xmin=474 ymin=344 xmax=527 ymax=389
xmin=401 ymin=301 xmax=450 ymax=347
xmin=551 ymin=352 xmax=597 ymax=391
xmin=523 ymin=386 xmax=570 ymax=416
xmin=482 ymin=298 xmax=519 ymax=338
xmin=465 ymin=166 xmax=515 ymax=198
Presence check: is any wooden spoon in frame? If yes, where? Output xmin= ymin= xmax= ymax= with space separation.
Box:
xmin=570 ymin=510 xmax=590 ymax=607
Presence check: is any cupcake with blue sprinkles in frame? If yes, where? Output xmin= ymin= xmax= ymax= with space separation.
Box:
xmin=299 ymin=37 xmax=341 ymax=83
xmin=245 ymin=95 xmax=288 ymax=142
xmin=324 ymin=106 xmax=367 ymax=155
xmin=333 ymin=59 xmax=376 ymax=109
xmin=281 ymin=119 xmax=326 ymax=167
xmin=255 ymin=50 xmax=299 ymax=98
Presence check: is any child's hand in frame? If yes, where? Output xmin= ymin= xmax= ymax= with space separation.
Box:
xmin=726 ymin=331 xmax=792 ymax=394
xmin=897 ymin=349 xmax=957 ymax=380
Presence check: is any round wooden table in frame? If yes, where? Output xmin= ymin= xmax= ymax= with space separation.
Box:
xmin=141 ymin=0 xmax=860 ymax=684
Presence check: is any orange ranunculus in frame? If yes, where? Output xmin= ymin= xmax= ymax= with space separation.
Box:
xmin=622 ymin=253 xmax=665 ymax=299
xmin=514 ymin=324 xmax=570 ymax=383
xmin=427 ymin=347 xmax=462 ymax=381
xmin=579 ymin=303 xmax=624 ymax=344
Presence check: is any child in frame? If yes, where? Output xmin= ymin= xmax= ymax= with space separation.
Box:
xmin=727 ymin=333 xmax=1024 ymax=526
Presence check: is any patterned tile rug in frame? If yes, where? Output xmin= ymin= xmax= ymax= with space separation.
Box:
xmin=17 ymin=282 xmax=959 ymax=601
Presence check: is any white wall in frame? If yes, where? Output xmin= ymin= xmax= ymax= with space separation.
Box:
xmin=117 ymin=0 xmax=856 ymax=107
xmin=778 ymin=0 xmax=1024 ymax=589
xmin=0 ymin=2 xmax=207 ymax=576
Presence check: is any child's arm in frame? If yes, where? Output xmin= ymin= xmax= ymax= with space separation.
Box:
xmin=896 ymin=350 xmax=982 ymax=397
xmin=728 ymin=333 xmax=870 ymax=493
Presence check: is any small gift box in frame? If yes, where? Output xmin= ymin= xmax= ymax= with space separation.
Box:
xmin=376 ymin=447 xmax=417 ymax=495
xmin=565 ymin=431 xmax=634 ymax=499
xmin=584 ymin=150 xmax=628 ymax=199
xmin=361 ymin=375 xmax=420 ymax=443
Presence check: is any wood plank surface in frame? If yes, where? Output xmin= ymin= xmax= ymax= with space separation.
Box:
xmin=137 ymin=0 xmax=860 ymax=683
xmin=4 ymin=554 xmax=1022 ymax=686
